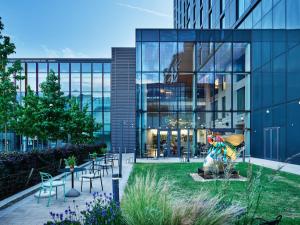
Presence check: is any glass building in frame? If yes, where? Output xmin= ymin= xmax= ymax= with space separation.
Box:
xmin=136 ymin=29 xmax=251 ymax=158
xmin=174 ymin=0 xmax=300 ymax=30
xmin=173 ymin=0 xmax=300 ymax=165
xmin=4 ymin=58 xmax=111 ymax=151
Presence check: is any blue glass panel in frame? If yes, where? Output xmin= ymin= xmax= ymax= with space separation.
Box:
xmin=287 ymin=73 xmax=300 ymax=101
xmin=82 ymin=93 xmax=92 ymax=111
xmin=104 ymin=63 xmax=111 ymax=73
xmin=82 ymin=63 xmax=91 ymax=73
xmin=93 ymin=92 xmax=102 ymax=111
xmin=93 ymin=63 xmax=102 ymax=73
xmin=38 ymin=63 xmax=47 ymax=73
xmin=215 ymin=43 xmax=232 ymax=72
xmin=82 ymin=73 xmax=91 ymax=92
xmin=287 ymin=0 xmax=300 ymax=28
xmin=93 ymin=72 xmax=102 ymax=92
xmin=160 ymin=30 xmax=177 ymax=42
xmin=273 ymin=72 xmax=286 ymax=104
xmin=142 ymin=42 xmax=159 ymax=71
xmin=142 ymin=30 xmax=159 ymax=41
xmin=49 ymin=63 xmax=58 ymax=73
xmin=103 ymin=92 xmax=110 ymax=111
xmin=60 ymin=72 xmax=69 ymax=93
xmin=103 ymin=73 xmax=110 ymax=91
xmin=60 ymin=63 xmax=69 ymax=73
xmin=136 ymin=30 xmax=142 ymax=41
xmin=136 ymin=42 xmax=141 ymax=71
xmin=178 ymin=30 xmax=196 ymax=41
xmin=71 ymin=73 xmax=80 ymax=92
xmin=287 ymin=44 xmax=300 ymax=73
xmin=160 ymin=42 xmax=177 ymax=72
xmin=71 ymin=63 xmax=80 ymax=73
xmin=273 ymin=0 xmax=285 ymax=29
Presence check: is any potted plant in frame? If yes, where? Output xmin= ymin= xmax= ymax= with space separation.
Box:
xmin=66 ymin=155 xmax=76 ymax=172
xmin=91 ymin=152 xmax=97 ymax=161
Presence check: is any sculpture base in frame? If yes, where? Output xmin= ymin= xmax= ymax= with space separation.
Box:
xmin=198 ymin=167 xmax=240 ymax=179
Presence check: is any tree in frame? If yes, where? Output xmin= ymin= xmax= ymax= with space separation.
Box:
xmin=0 ymin=18 xmax=22 ymax=151
xmin=15 ymin=87 xmax=43 ymax=150
xmin=66 ymin=98 xmax=101 ymax=144
xmin=39 ymin=70 xmax=68 ymax=145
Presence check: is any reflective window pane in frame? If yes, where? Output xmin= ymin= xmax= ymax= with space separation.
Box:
xmin=178 ymin=42 xmax=194 ymax=71
xmin=233 ymin=43 xmax=250 ymax=72
xmin=82 ymin=73 xmax=91 ymax=92
xmin=197 ymin=73 xmax=214 ymax=110
xmin=60 ymin=63 xmax=69 ymax=73
xmin=142 ymin=73 xmax=159 ymax=111
xmin=49 ymin=63 xmax=58 ymax=73
xmin=93 ymin=72 xmax=102 ymax=92
xmin=71 ymin=73 xmax=80 ymax=92
xmin=160 ymin=42 xmax=177 ymax=72
xmin=60 ymin=73 xmax=69 ymax=93
xmin=215 ymin=43 xmax=232 ymax=72
xmin=103 ymin=73 xmax=110 ymax=92
xmin=197 ymin=42 xmax=214 ymax=72
xmin=93 ymin=92 xmax=102 ymax=111
xmin=215 ymin=73 xmax=232 ymax=110
xmin=71 ymin=63 xmax=80 ymax=73
xmin=142 ymin=42 xmax=159 ymax=71
xmin=82 ymin=63 xmax=91 ymax=73
xmin=93 ymin=63 xmax=102 ymax=73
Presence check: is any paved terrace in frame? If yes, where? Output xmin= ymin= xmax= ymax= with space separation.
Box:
xmin=0 ymin=153 xmax=134 ymax=225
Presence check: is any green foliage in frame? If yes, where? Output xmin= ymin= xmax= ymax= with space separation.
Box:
xmin=39 ymin=70 xmax=68 ymax=142
xmin=66 ymin=155 xmax=76 ymax=167
xmin=65 ymin=98 xmax=100 ymax=144
xmin=0 ymin=17 xmax=23 ymax=151
xmin=129 ymin=163 xmax=300 ymax=225
xmin=15 ymin=87 xmax=43 ymax=147
xmin=122 ymin=172 xmax=238 ymax=225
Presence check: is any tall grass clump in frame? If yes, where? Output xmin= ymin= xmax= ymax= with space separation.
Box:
xmin=121 ymin=173 xmax=173 ymax=225
xmin=122 ymin=172 xmax=241 ymax=225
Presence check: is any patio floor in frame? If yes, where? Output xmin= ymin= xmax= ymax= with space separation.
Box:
xmin=0 ymin=153 xmax=134 ymax=225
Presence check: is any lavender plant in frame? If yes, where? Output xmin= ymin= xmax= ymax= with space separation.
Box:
xmin=45 ymin=193 xmax=123 ymax=225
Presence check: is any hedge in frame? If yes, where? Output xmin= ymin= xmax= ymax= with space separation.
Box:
xmin=0 ymin=143 xmax=107 ymax=200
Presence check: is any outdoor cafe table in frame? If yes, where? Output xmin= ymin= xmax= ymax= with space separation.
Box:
xmin=59 ymin=167 xmax=86 ymax=197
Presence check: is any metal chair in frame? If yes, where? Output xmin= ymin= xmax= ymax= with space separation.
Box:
xmin=96 ymin=157 xmax=113 ymax=176
xmin=80 ymin=164 xmax=103 ymax=193
xmin=37 ymin=172 xmax=66 ymax=207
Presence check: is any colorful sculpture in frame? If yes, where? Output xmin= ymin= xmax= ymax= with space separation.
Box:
xmin=203 ymin=134 xmax=244 ymax=172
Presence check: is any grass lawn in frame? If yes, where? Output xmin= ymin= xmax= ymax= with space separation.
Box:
xmin=126 ymin=163 xmax=300 ymax=225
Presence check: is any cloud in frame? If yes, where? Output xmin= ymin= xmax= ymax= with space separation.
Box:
xmin=116 ymin=2 xmax=172 ymax=18
xmin=41 ymin=45 xmax=89 ymax=58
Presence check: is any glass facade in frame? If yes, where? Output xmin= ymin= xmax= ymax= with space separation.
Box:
xmin=136 ymin=29 xmax=251 ymax=158
xmin=174 ymin=0 xmax=300 ymax=30
xmin=8 ymin=59 xmax=111 ymax=151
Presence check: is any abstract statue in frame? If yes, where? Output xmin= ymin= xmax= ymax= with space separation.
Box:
xmin=202 ymin=134 xmax=244 ymax=174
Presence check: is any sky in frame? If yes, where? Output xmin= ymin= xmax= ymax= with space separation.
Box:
xmin=0 ymin=0 xmax=173 ymax=58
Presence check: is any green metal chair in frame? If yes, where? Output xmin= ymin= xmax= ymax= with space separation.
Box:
xmin=37 ymin=172 xmax=66 ymax=207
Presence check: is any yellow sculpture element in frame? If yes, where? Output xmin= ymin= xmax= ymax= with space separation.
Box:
xmin=224 ymin=134 xmax=244 ymax=161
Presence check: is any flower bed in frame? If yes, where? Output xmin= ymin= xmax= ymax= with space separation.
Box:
xmin=0 ymin=143 xmax=106 ymax=200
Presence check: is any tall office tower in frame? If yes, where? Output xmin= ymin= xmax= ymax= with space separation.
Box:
xmin=174 ymin=0 xmax=300 ymax=29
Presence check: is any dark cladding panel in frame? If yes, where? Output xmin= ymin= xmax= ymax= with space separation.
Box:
xmin=111 ymin=48 xmax=136 ymax=153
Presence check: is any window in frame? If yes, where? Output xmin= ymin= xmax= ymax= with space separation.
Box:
xmin=222 ymin=96 xmax=226 ymax=118
xmin=142 ymin=42 xmax=159 ymax=71
xmin=237 ymin=87 xmax=245 ymax=111
xmin=287 ymin=0 xmax=300 ymax=29
xmin=160 ymin=42 xmax=177 ymax=72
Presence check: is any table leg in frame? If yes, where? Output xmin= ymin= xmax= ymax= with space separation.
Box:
xmin=65 ymin=171 xmax=80 ymax=197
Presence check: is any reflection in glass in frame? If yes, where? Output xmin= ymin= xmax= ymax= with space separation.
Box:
xmin=49 ymin=63 xmax=58 ymax=73
xmin=160 ymin=42 xmax=177 ymax=72
xmin=82 ymin=63 xmax=91 ymax=73
xmin=215 ymin=43 xmax=232 ymax=72
xmin=93 ymin=63 xmax=102 ymax=73
xmin=233 ymin=43 xmax=250 ymax=72
xmin=197 ymin=73 xmax=214 ymax=110
xmin=60 ymin=63 xmax=69 ymax=73
xmin=27 ymin=73 xmax=36 ymax=91
xmin=104 ymin=63 xmax=111 ymax=73
xmin=60 ymin=73 xmax=69 ymax=93
xmin=233 ymin=73 xmax=250 ymax=110
xmin=196 ymin=112 xmax=214 ymax=128
xmin=82 ymin=93 xmax=92 ymax=111
xmin=93 ymin=73 xmax=102 ymax=92
xmin=142 ymin=73 xmax=159 ymax=111
xmin=38 ymin=63 xmax=47 ymax=73
xmin=71 ymin=63 xmax=80 ymax=73
xmin=178 ymin=42 xmax=194 ymax=71
xmin=215 ymin=73 xmax=231 ymax=110
xmin=197 ymin=42 xmax=214 ymax=71
xmin=71 ymin=73 xmax=80 ymax=92
xmin=93 ymin=92 xmax=102 ymax=111
xmin=104 ymin=92 xmax=110 ymax=111
xmin=142 ymin=42 xmax=159 ymax=71
xmin=103 ymin=73 xmax=110 ymax=91
xmin=82 ymin=73 xmax=91 ymax=92
xmin=38 ymin=73 xmax=47 ymax=89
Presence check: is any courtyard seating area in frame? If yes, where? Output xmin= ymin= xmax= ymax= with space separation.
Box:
xmin=0 ymin=153 xmax=134 ymax=225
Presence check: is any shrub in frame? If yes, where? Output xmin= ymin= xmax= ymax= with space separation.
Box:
xmin=122 ymin=173 xmax=173 ymax=225
xmin=0 ymin=144 xmax=105 ymax=200
xmin=45 ymin=193 xmax=123 ymax=225
xmin=122 ymin=172 xmax=240 ymax=225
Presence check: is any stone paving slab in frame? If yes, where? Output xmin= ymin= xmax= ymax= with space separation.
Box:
xmin=0 ymin=154 xmax=133 ymax=225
